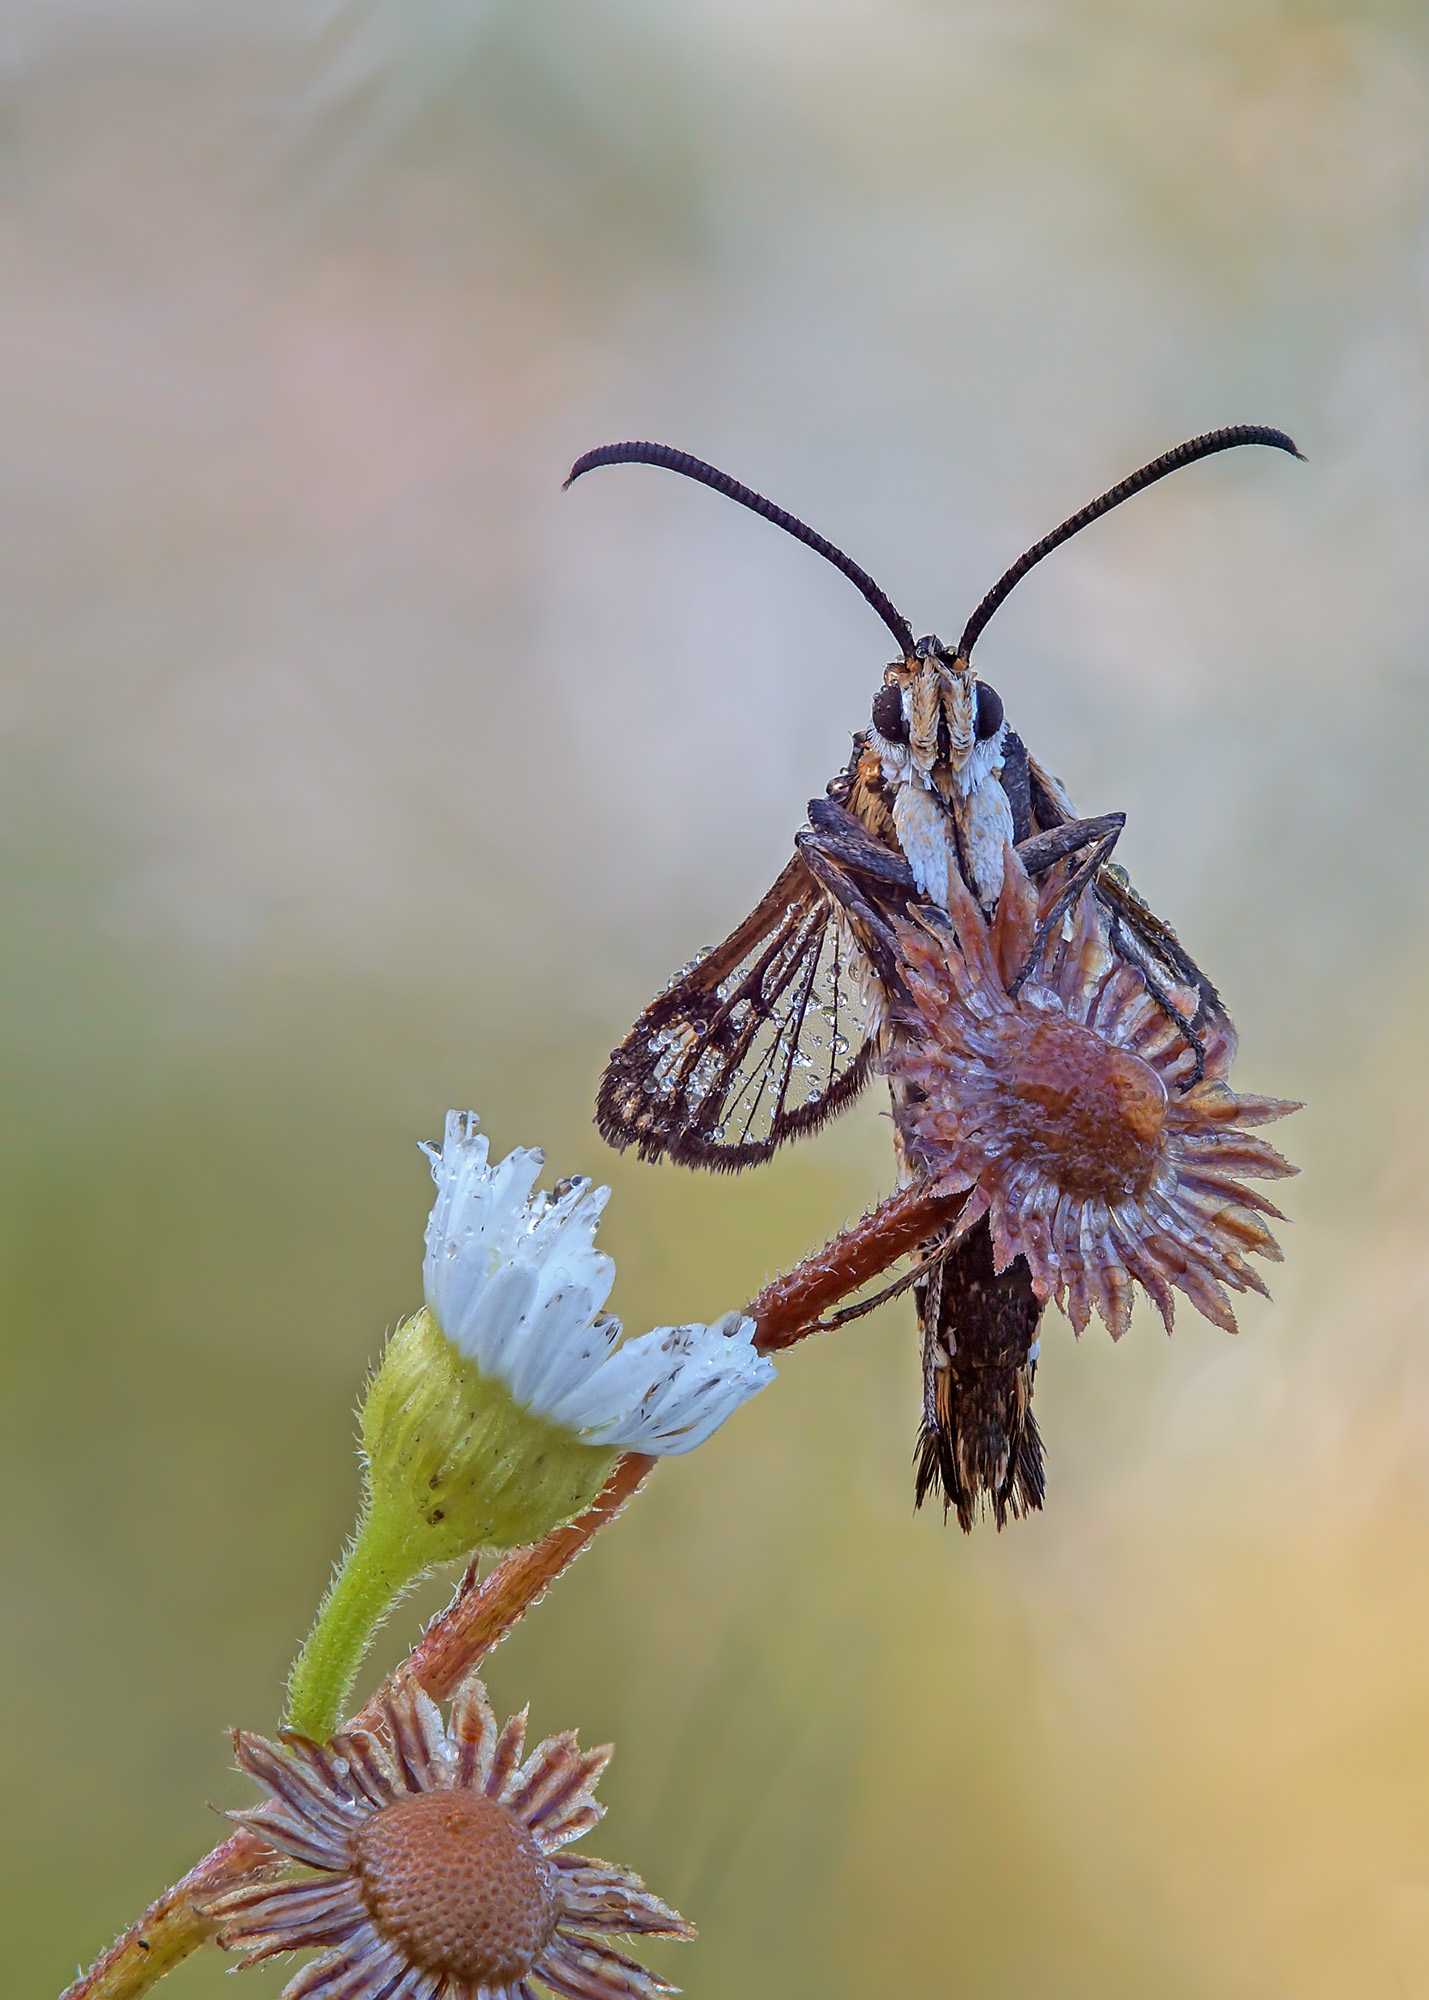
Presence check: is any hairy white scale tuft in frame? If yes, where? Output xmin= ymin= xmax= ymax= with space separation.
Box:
xmin=874 ymin=711 xmax=1014 ymax=912
xmin=957 ymin=718 xmax=1008 ymax=798
xmin=893 ymin=784 xmax=958 ymax=910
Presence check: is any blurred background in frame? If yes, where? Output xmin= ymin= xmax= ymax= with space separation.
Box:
xmin=2 ymin=2 xmax=1427 ymax=1995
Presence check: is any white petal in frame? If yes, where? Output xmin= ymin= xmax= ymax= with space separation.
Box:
xmin=510 ymin=1183 xmax=617 ymax=1371
xmin=505 ymin=1299 xmax=623 ymax=1410
xmin=547 ymin=1312 xmax=775 ymax=1454
xmin=418 ymin=1116 xmax=773 ymax=1452
xmin=454 ymin=1259 xmax=541 ymax=1372
xmin=421 ymin=1114 xmax=622 ymax=1413
xmin=422 ymin=1113 xmax=548 ymax=1344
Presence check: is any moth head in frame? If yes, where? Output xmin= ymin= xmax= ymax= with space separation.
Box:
xmin=869 ymin=641 xmax=1005 ymax=796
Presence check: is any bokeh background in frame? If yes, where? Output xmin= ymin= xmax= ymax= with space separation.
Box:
xmin=3 ymin=3 xmax=1427 ymax=1995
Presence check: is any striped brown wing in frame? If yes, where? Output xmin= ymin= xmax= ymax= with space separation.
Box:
xmin=596 ymin=855 xmax=876 ymax=1171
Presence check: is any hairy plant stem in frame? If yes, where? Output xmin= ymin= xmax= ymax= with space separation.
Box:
xmin=283 ymin=1499 xmax=428 ymax=1743
xmin=60 ymin=1181 xmax=960 ymax=2000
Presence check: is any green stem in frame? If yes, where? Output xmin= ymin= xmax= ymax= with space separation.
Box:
xmin=284 ymin=1498 xmax=427 ymax=1740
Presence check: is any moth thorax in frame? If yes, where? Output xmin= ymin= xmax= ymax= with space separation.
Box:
xmin=904 ymin=658 xmax=974 ymax=775
xmin=940 ymin=669 xmax=977 ymax=768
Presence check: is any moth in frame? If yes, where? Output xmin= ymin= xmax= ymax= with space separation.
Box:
xmin=567 ymin=427 xmax=1302 ymax=1528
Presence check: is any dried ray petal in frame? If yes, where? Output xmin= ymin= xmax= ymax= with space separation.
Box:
xmin=512 ymin=1737 xmax=611 ymax=1830
xmin=540 ymin=1802 xmax=604 ymax=1850
xmin=284 ymin=1937 xmax=418 ymax=2000
xmin=489 ymin=1705 xmax=530 ymax=1799
xmin=223 ymin=1914 xmax=371 ymax=1969
xmin=207 ymin=1874 xmax=367 ymax=1946
xmin=885 ymin=844 xmax=1297 ymax=1352
xmin=230 ymin=1799 xmax=351 ymax=1871
xmin=1228 ymin=1257 xmax=1274 ymax=1300
xmin=508 ymin=1731 xmax=580 ymax=1812
xmin=1113 ymin=1228 xmax=1177 ymax=1334
xmin=544 ymin=1933 xmax=678 ymax=2000
xmin=990 ymin=843 xmax=1039 ymax=987
xmin=947 ymin=1181 xmax=991 ymax=1243
xmin=1087 ymin=1215 xmax=1135 ymax=1338
xmin=332 ymin=1728 xmax=399 ymax=1810
xmin=284 ymin=1735 xmax=364 ymax=1807
xmin=382 ymin=1970 xmax=440 ymax=2000
xmin=526 ymin=1747 xmax=613 ymax=1838
xmin=988 ymin=1187 xmax=1026 ymax=1284
xmin=1179 ymin=1134 xmax=1297 ymax=1180
xmin=234 ymin=1733 xmax=362 ymax=1838
xmin=1176 ymin=1267 xmax=1241 ymax=1333
xmin=1227 ymin=1092 xmax=1302 ymax=1127
xmin=1088 ymin=965 xmax=1147 ymax=1040
xmin=1184 ymin=1195 xmax=1284 ymax=1258
xmin=1126 ymin=1008 xmax=1190 ymax=1065
xmin=1177 ymin=1169 xmax=1287 ymax=1220
xmin=942 ymin=856 xmax=1009 ymax=998
xmin=1062 ymin=1262 xmax=1092 ymax=1336
xmin=570 ymin=1932 xmax=682 ymax=1989
xmin=450 ymin=1675 xmax=499 ymax=1790
xmin=551 ymin=1858 xmax=695 ymax=1939
xmin=378 ymin=1685 xmax=447 ymax=1794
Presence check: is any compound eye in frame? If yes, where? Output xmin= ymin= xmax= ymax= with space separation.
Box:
xmin=871 ymin=684 xmax=908 ymax=742
xmin=974 ymin=680 xmax=1004 ymax=741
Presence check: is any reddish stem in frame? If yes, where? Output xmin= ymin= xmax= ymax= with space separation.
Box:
xmin=388 ymin=1451 xmax=656 ymax=1708
xmin=750 ymin=1181 xmax=966 ymax=1350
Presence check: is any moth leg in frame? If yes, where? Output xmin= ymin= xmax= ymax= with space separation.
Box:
xmin=1006 ymin=821 xmax=1124 ymax=999
xmin=795 ymin=828 xmax=908 ymax=996
xmin=1015 ymin=811 xmax=1125 ymax=879
xmin=806 ymin=1247 xmax=941 ymax=1333
xmin=1103 ymin=907 xmax=1209 ymax=1086
xmin=803 ymin=796 xmax=917 ymax=891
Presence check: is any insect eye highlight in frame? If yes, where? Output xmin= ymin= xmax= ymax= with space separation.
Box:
xmin=974 ymin=681 xmax=1004 ymax=741
xmin=871 ymin=685 xmax=908 ymax=742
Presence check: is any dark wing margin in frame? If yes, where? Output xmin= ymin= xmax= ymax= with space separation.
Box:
xmin=596 ymin=855 xmax=876 ymax=1170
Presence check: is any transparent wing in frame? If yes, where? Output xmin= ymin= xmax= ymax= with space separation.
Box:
xmin=596 ymin=856 xmax=877 ymax=1170
xmin=1025 ymin=749 xmax=1229 ymax=1051
xmin=1093 ymin=865 xmax=1228 ymax=1036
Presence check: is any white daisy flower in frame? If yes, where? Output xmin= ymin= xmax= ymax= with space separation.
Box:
xmin=284 ymin=1112 xmax=775 ymax=1742
xmin=421 ymin=1110 xmax=774 ymax=1456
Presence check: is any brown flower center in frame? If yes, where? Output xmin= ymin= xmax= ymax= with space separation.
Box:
xmin=352 ymin=1789 xmax=558 ymax=1985
xmin=1001 ymin=1014 xmax=1167 ymax=1197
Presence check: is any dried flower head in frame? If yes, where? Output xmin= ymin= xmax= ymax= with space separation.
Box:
xmin=887 ymin=846 xmax=1299 ymax=1338
xmin=205 ymin=1674 xmax=692 ymax=2000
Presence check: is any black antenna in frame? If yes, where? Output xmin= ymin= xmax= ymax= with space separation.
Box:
xmin=565 ymin=441 xmax=916 ymax=660
xmin=956 ymin=424 xmax=1304 ymax=661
